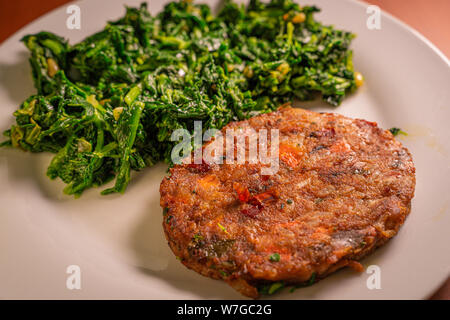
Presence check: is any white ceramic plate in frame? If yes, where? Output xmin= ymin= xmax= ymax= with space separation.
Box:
xmin=0 ymin=0 xmax=449 ymax=300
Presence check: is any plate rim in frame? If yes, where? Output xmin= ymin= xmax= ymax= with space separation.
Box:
xmin=0 ymin=0 xmax=449 ymax=299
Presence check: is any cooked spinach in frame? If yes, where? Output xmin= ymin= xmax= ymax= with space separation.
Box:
xmin=1 ymin=0 xmax=359 ymax=196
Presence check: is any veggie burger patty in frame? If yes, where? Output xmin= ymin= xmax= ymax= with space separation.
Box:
xmin=160 ymin=107 xmax=415 ymax=298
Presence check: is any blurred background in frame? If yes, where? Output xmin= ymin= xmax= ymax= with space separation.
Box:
xmin=0 ymin=0 xmax=448 ymax=299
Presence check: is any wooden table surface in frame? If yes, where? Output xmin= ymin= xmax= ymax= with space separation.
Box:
xmin=0 ymin=0 xmax=448 ymax=300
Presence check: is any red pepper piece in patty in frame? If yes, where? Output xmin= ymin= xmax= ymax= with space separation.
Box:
xmin=240 ymin=204 xmax=261 ymax=218
xmin=187 ymin=160 xmax=210 ymax=173
xmin=249 ymin=191 xmax=276 ymax=208
xmin=233 ymin=182 xmax=251 ymax=203
xmin=234 ymin=182 xmax=277 ymax=218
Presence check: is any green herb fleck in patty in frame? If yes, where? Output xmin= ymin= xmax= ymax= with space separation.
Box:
xmin=269 ymin=253 xmax=281 ymax=262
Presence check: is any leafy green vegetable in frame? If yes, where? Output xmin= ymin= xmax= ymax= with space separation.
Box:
xmin=289 ymin=271 xmax=317 ymax=293
xmin=1 ymin=0 xmax=359 ymax=196
xmin=389 ymin=127 xmax=407 ymax=136
xmin=258 ymin=281 xmax=285 ymax=295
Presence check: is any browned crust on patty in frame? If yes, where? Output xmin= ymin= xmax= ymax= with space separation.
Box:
xmin=160 ymin=107 xmax=416 ymax=298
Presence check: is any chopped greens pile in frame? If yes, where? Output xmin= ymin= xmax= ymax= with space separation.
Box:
xmin=1 ymin=0 xmax=359 ymax=196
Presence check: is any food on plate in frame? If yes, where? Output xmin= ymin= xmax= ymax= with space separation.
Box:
xmin=1 ymin=0 xmax=360 ymax=196
xmin=160 ymin=106 xmax=416 ymax=298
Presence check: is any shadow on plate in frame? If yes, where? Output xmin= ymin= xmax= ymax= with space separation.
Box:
xmin=128 ymin=191 xmax=244 ymax=299
xmin=0 ymin=50 xmax=35 ymax=105
xmin=0 ymin=147 xmax=70 ymax=200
